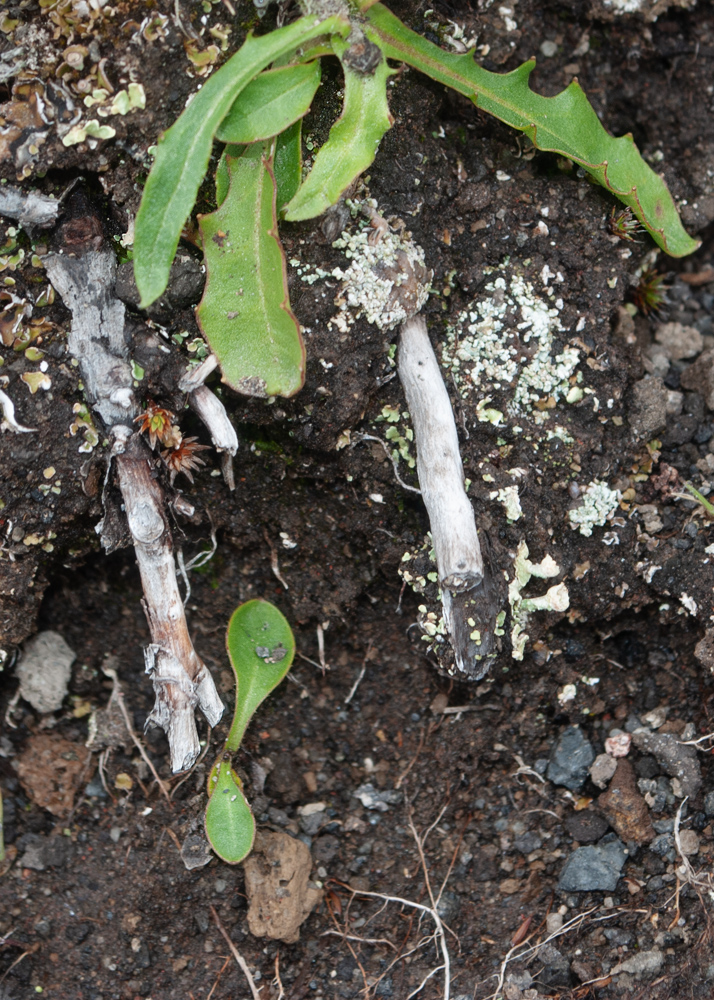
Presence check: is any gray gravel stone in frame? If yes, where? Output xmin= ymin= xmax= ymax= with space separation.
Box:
xmin=654 ymin=322 xmax=704 ymax=360
xmin=17 ymin=630 xmax=75 ymax=713
xmin=681 ymin=348 xmax=714 ymax=409
xmin=629 ymin=376 xmax=669 ymax=437
xmin=631 ymin=730 xmax=702 ymax=798
xmin=590 ymin=752 xmax=617 ymax=789
xmin=353 ymin=783 xmax=402 ymax=811
xmin=610 ymin=949 xmax=664 ymax=978
xmin=557 ymin=835 xmax=627 ymax=892
xmin=19 ymin=833 xmax=74 ymax=871
xmin=547 ymin=726 xmax=595 ymax=791
xmin=704 ymin=790 xmax=714 ymax=817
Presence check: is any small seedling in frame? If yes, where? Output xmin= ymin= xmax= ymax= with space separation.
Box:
xmin=680 ymin=482 xmax=714 ymax=518
xmin=134 ymin=0 xmax=698 ymax=401
xmin=632 ymin=267 xmax=668 ymax=315
xmin=205 ymin=599 xmax=295 ymax=863
xmin=609 ymin=205 xmax=644 ymax=243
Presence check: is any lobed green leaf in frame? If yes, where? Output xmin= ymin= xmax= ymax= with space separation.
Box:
xmin=224 ymin=598 xmax=295 ymax=753
xmin=216 ymin=61 xmax=321 ymax=144
xmin=205 ymin=760 xmax=255 ymax=863
xmin=365 ymin=3 xmax=699 ymax=257
xmin=283 ymin=36 xmax=396 ymax=222
xmin=197 ymin=143 xmax=305 ymax=398
xmin=133 ymin=13 xmax=350 ymax=307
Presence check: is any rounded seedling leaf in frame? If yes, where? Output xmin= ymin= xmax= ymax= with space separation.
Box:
xmin=216 ymin=61 xmax=321 ymax=145
xmin=225 ymin=599 xmax=295 ymax=752
xmin=205 ymin=760 xmax=255 ymax=864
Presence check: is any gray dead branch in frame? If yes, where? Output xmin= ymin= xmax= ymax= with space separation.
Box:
xmin=46 ymin=247 xmax=224 ymax=772
xmin=398 ymin=313 xmax=503 ymax=679
xmin=0 ymin=185 xmax=59 ymax=230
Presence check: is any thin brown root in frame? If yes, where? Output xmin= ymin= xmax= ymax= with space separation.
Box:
xmin=206 ymin=956 xmax=231 ymax=1000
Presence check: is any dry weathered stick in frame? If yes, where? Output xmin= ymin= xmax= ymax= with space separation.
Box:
xmin=114 ymin=430 xmax=224 ymax=770
xmin=46 ymin=246 xmax=224 ymax=772
xmin=0 ymin=184 xmax=59 ymax=229
xmin=210 ymin=905 xmax=262 ymax=1000
xmin=398 ymin=314 xmax=483 ymax=591
xmin=398 ymin=314 xmax=504 ymax=679
xmin=179 ymin=355 xmax=238 ymax=489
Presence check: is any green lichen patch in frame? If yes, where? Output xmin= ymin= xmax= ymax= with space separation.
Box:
xmin=441 ymin=264 xmax=581 ymax=420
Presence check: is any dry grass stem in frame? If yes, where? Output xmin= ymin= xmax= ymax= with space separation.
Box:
xmin=345 ymin=642 xmax=374 ymax=705
xmin=210 ymin=905 xmax=261 ymax=1000
xmin=103 ymin=664 xmax=172 ymax=805
xmin=264 ymin=527 xmax=289 ymax=590
xmin=337 ymin=882 xmax=452 ymax=1000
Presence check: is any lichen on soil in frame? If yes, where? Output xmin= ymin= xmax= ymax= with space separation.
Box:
xmin=2 ymin=0 xmax=714 ymax=997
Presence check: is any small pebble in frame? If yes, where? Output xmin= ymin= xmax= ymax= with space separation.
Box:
xmin=540 ymin=40 xmax=558 ymax=57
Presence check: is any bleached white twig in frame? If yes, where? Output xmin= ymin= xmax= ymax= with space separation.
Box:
xmin=398 ymin=314 xmax=483 ymax=591
xmin=0 ymin=389 xmax=35 ymax=433
xmin=178 ymin=353 xmax=219 ymax=392
xmin=187 ymin=384 xmax=238 ymax=490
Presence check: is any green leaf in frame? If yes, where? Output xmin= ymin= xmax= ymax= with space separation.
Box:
xmin=274 ymin=120 xmax=303 ymax=211
xmin=224 ymin=598 xmax=295 ymax=752
xmin=365 ymin=3 xmax=699 ymax=258
xmin=216 ymin=144 xmax=244 ymax=206
xmin=133 ymin=13 xmax=350 ymax=307
xmin=216 ymin=61 xmax=321 ymax=144
xmin=197 ymin=142 xmax=305 ymax=398
xmin=205 ymin=760 xmax=255 ymax=863
xmin=283 ymin=36 xmax=395 ymax=222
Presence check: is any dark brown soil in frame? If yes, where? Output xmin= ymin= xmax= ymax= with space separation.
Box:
xmin=2 ymin=1 xmax=714 ymax=998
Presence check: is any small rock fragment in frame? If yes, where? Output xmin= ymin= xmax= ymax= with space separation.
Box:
xmin=605 ymin=732 xmax=631 ymax=757
xmin=547 ymin=726 xmax=595 ymax=791
xmin=16 ymin=630 xmax=75 ymax=713
xmin=19 ymin=833 xmax=74 ymax=871
xmin=677 ymin=829 xmax=699 ymax=856
xmin=628 ymin=376 xmax=669 ymax=437
xmin=598 ymin=759 xmax=655 ymax=845
xmin=564 ymin=809 xmax=609 ymax=843
xmin=654 ymin=322 xmax=703 ymax=360
xmin=181 ymin=833 xmax=213 ymax=870
xmin=243 ymin=830 xmax=322 ymax=943
xmin=353 ymin=783 xmax=402 ymax=812
xmin=590 ymin=753 xmax=617 ymax=789
xmin=557 ymin=835 xmax=627 ymax=892
xmin=610 ymin=949 xmax=664 ymax=978
xmin=704 ymin=790 xmax=714 ymax=817
xmin=680 ymin=348 xmax=714 ymax=410
xmin=631 ymin=730 xmax=702 ymax=798
xmin=694 ymin=629 xmax=714 ymax=671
